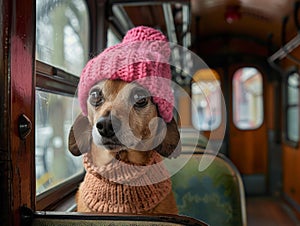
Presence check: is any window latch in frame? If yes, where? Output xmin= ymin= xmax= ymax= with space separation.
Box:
xmin=18 ymin=114 xmax=32 ymax=140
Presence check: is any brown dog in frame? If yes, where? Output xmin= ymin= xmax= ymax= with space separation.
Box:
xmin=68 ymin=79 xmax=181 ymax=214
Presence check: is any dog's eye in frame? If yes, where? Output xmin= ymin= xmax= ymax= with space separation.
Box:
xmin=89 ymin=88 xmax=104 ymax=106
xmin=132 ymin=90 xmax=149 ymax=108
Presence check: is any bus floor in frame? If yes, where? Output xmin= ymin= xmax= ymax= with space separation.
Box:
xmin=246 ymin=196 xmax=300 ymax=226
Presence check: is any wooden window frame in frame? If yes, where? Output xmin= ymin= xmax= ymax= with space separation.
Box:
xmin=0 ymin=0 xmax=36 ymax=225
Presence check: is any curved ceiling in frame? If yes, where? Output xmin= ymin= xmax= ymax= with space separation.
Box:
xmin=191 ymin=0 xmax=293 ymax=20
xmin=112 ymin=0 xmax=298 ymax=50
xmin=191 ymin=0 xmax=296 ymax=46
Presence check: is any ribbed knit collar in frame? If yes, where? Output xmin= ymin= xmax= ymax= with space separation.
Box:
xmin=81 ymin=151 xmax=172 ymax=213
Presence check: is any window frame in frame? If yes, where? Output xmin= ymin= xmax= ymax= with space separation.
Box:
xmin=34 ymin=0 xmax=108 ymax=211
xmin=1 ymin=0 xmax=36 ymax=224
xmin=283 ymin=67 xmax=300 ymax=148
xmin=232 ymin=67 xmax=264 ymax=131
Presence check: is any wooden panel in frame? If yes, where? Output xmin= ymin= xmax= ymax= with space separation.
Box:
xmin=281 ymin=143 xmax=300 ymax=220
xmin=230 ymin=126 xmax=268 ymax=174
xmin=295 ymin=154 xmax=300 ymax=206
xmin=9 ymin=0 xmax=36 ymax=225
xmin=36 ymin=61 xmax=79 ymax=96
xmin=178 ymin=94 xmax=192 ymax=127
xmin=124 ymin=5 xmax=166 ymax=31
xmin=280 ymin=34 xmax=300 ymax=216
xmin=0 ymin=0 xmax=13 ymax=225
xmin=265 ymin=82 xmax=275 ymax=130
xmin=283 ymin=144 xmax=300 ymax=203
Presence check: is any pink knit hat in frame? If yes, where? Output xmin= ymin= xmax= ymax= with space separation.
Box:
xmin=78 ymin=26 xmax=174 ymax=122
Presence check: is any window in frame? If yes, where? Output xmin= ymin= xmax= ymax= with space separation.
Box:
xmin=35 ymin=0 xmax=89 ymax=197
xmin=36 ymin=0 xmax=89 ymax=76
xmin=232 ymin=67 xmax=263 ymax=130
xmin=35 ymin=91 xmax=82 ymax=194
xmin=286 ymin=71 xmax=299 ymax=143
xmin=192 ymin=69 xmax=222 ymax=131
xmin=107 ymin=28 xmax=121 ymax=47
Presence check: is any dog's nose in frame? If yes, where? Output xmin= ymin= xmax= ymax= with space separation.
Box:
xmin=96 ymin=115 xmax=121 ymax=138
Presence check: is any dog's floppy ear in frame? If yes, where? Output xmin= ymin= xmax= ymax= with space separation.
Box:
xmin=68 ymin=113 xmax=92 ymax=156
xmin=154 ymin=117 xmax=181 ymax=158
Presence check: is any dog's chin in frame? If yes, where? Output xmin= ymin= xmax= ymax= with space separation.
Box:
xmin=103 ymin=143 xmax=127 ymax=152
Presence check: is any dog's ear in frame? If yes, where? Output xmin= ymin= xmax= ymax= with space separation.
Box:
xmin=154 ymin=117 xmax=181 ymax=158
xmin=68 ymin=113 xmax=92 ymax=156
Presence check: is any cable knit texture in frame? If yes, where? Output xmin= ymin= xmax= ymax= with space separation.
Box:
xmin=81 ymin=151 xmax=172 ymax=213
xmin=78 ymin=26 xmax=174 ymax=122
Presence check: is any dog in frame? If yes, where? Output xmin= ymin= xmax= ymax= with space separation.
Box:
xmin=68 ymin=79 xmax=181 ymax=214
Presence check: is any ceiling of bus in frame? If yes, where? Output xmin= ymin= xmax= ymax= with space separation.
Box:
xmin=115 ymin=0 xmax=298 ymax=51
xmin=190 ymin=0 xmax=295 ymax=45
xmin=192 ymin=0 xmax=293 ymax=19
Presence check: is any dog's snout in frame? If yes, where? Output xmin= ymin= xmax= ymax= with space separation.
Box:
xmin=96 ymin=115 xmax=121 ymax=138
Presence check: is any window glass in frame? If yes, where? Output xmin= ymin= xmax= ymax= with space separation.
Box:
xmin=107 ymin=28 xmax=121 ymax=47
xmin=35 ymin=91 xmax=83 ymax=195
xmin=35 ymin=0 xmax=89 ymax=195
xmin=286 ymin=72 xmax=299 ymax=143
xmin=36 ymin=0 xmax=89 ymax=76
xmin=233 ymin=67 xmax=263 ymax=130
xmin=287 ymin=73 xmax=299 ymax=105
xmin=192 ymin=69 xmax=222 ymax=131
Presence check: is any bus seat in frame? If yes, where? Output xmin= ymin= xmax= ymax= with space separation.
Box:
xmin=21 ymin=207 xmax=208 ymax=226
xmin=168 ymin=149 xmax=247 ymax=226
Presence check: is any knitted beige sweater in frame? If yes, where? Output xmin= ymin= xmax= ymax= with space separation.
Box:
xmin=81 ymin=151 xmax=172 ymax=213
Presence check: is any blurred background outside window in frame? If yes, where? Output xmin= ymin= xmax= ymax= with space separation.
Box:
xmin=35 ymin=0 xmax=89 ymax=194
xmin=232 ymin=67 xmax=263 ymax=130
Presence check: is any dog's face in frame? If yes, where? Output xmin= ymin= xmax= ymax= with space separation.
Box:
xmin=87 ymin=79 xmax=160 ymax=153
xmin=69 ymin=79 xmax=181 ymax=164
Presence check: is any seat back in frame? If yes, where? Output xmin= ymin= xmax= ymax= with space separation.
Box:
xmin=168 ymin=148 xmax=247 ymax=226
xmin=21 ymin=207 xmax=208 ymax=226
